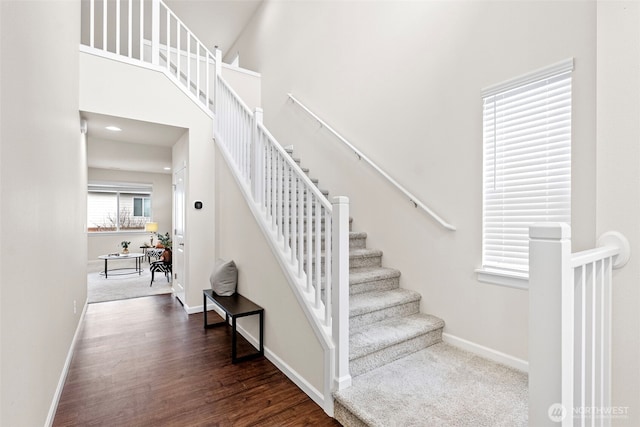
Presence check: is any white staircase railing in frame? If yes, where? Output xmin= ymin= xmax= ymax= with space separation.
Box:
xmin=216 ymin=76 xmax=352 ymax=400
xmin=81 ymin=0 xmax=352 ymax=413
xmin=287 ymin=93 xmax=456 ymax=231
xmin=83 ymin=0 xmax=217 ymax=115
xmin=529 ymin=223 xmax=630 ymax=427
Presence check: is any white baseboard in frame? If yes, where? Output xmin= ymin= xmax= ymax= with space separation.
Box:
xmin=233 ymin=323 xmax=327 ymax=410
xmin=442 ymin=333 xmax=529 ymax=373
xmin=45 ymin=299 xmax=89 ymax=427
xmin=189 ymin=300 xmax=329 ymax=412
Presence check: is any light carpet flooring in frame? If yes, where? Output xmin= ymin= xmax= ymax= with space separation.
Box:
xmin=334 ymin=342 xmax=528 ymax=427
xmin=87 ymin=260 xmax=173 ymax=303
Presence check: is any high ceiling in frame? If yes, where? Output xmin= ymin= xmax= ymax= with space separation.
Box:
xmin=84 ymin=1 xmax=261 ymax=175
xmin=164 ymin=0 xmax=263 ymax=57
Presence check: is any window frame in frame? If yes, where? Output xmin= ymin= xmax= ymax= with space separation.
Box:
xmin=87 ymin=181 xmax=153 ymax=233
xmin=133 ymin=196 xmax=152 ymax=217
xmin=477 ymin=59 xmax=574 ymax=289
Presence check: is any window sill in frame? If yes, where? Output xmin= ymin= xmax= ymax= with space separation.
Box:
xmin=88 ymin=230 xmax=148 ymax=236
xmin=475 ymin=268 xmax=529 ymax=290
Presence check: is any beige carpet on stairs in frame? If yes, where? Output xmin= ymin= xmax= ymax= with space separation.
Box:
xmin=334 ymin=342 xmax=528 ymax=427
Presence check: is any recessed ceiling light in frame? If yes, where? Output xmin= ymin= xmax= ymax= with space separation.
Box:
xmin=105 ymin=126 xmax=122 ymax=131
xmin=164 ymin=167 xmax=172 ymax=171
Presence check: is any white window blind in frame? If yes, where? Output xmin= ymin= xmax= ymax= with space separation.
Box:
xmin=482 ymin=59 xmax=572 ymax=274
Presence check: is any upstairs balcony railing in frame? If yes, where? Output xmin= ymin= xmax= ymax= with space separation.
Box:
xmin=82 ymin=0 xmax=216 ymax=115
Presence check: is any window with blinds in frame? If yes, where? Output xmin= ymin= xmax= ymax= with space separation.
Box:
xmin=481 ymin=59 xmax=573 ymax=276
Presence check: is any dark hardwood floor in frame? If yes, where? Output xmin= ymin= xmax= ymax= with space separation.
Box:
xmin=53 ymin=294 xmax=342 ymax=427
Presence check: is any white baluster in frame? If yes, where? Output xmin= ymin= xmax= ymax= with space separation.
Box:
xmin=176 ymin=21 xmax=180 ymax=79
xmin=90 ymin=0 xmax=95 ymax=48
xmin=116 ymin=0 xmax=121 ymax=55
xmin=139 ymin=0 xmax=144 ymax=61
xmin=297 ymin=184 xmax=304 ymax=278
xmin=306 ymin=191 xmax=312 ymax=292
xmin=314 ymin=197 xmax=321 ymax=308
xmin=324 ymin=206 xmax=332 ymax=324
xmin=151 ymin=0 xmax=159 ymax=65
xmin=284 ymin=163 xmax=290 ymax=252
xmin=196 ymin=43 xmax=200 ymax=100
xmin=127 ymin=0 xmax=132 ymax=57
xmin=187 ymin=36 xmax=191 ymax=94
xmin=290 ymin=176 xmax=297 ymax=265
xmin=102 ymin=0 xmax=107 ymax=50
xmin=270 ymin=145 xmax=276 ymax=229
xmin=166 ymin=9 xmax=170 ymax=71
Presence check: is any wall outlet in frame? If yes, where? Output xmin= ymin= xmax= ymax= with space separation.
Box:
xmin=73 ymin=300 xmax=77 ymax=314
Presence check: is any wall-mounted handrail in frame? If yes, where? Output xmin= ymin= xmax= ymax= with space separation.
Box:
xmin=287 ymin=93 xmax=456 ymax=231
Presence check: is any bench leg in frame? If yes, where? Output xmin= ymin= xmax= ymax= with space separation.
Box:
xmin=231 ymin=316 xmax=237 ymax=363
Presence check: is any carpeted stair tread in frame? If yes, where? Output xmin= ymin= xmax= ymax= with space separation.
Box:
xmin=349 ymin=288 xmax=420 ymax=317
xmin=334 ymin=342 xmax=528 ymax=427
xmin=349 ymin=313 xmax=444 ymax=360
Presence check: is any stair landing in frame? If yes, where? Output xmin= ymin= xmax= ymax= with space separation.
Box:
xmin=334 ymin=342 xmax=528 ymax=427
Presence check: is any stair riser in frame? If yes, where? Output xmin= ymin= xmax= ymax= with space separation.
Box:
xmin=350 ymin=254 xmax=382 ymax=269
xmin=285 ymin=220 xmax=353 ymax=232
xmin=289 ymin=235 xmax=366 ymax=251
xmin=350 ymin=300 xmax=420 ymax=329
xmin=334 ymin=401 xmax=368 ymax=427
xmin=350 ymin=276 xmax=399 ymax=295
xmin=306 ymin=252 xmax=379 ymax=272
xmin=350 ymin=329 xmax=443 ymax=377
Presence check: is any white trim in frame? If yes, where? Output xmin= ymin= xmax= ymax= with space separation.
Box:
xmin=233 ymin=323 xmax=329 ymax=415
xmin=195 ymin=297 xmax=331 ymax=415
xmin=475 ymin=267 xmax=529 ymax=290
xmin=481 ymin=57 xmax=574 ymax=97
xmin=45 ymin=299 xmax=89 ymax=427
xmin=79 ymin=46 xmax=214 ymax=120
xmin=221 ymin=62 xmax=261 ymax=78
xmin=442 ymin=332 xmax=529 ymax=373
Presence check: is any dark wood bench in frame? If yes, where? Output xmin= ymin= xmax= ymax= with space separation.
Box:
xmin=203 ymin=289 xmax=264 ymax=364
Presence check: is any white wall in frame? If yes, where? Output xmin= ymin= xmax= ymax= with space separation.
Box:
xmin=215 ymin=146 xmax=326 ymax=399
xmin=596 ymin=3 xmax=640 ymax=424
xmin=0 ymin=1 xmax=87 ymax=425
xmin=79 ymin=52 xmax=215 ymax=310
xmin=87 ymin=168 xmax=173 ymax=260
xmin=221 ymin=65 xmax=262 ymax=112
xmin=227 ymin=0 xmax=596 ymax=364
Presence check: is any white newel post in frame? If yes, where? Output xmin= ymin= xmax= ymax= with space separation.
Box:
xmin=252 ymin=108 xmax=264 ymax=203
xmin=331 ymin=196 xmax=351 ymax=391
xmin=529 ymin=223 xmax=573 ymax=427
xmin=151 ymin=0 xmax=160 ymax=66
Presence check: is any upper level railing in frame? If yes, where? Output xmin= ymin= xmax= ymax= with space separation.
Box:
xmin=529 ymin=223 xmax=630 ymax=427
xmin=82 ymin=0 xmax=216 ymax=115
xmin=287 ymin=93 xmax=456 ymax=231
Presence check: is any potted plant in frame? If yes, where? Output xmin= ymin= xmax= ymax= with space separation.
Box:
xmin=121 ymin=241 xmax=131 ymax=254
xmin=156 ymin=232 xmax=172 ymax=249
